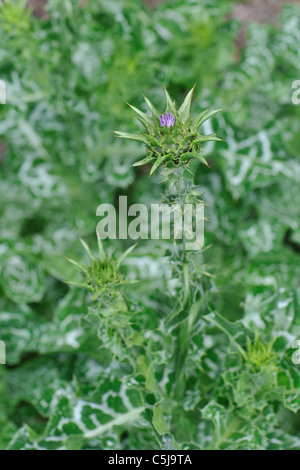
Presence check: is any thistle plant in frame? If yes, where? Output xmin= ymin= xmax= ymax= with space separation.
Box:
xmin=114 ymin=86 xmax=223 ymax=175
xmin=115 ymin=87 xmax=224 ymax=400
xmin=66 ymin=236 xmax=138 ymax=358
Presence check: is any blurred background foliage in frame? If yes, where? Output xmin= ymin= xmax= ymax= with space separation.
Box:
xmin=0 ymin=0 xmax=300 ymax=450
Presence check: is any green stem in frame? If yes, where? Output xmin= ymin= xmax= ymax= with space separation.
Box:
xmin=182 ymin=261 xmax=190 ymax=306
xmin=167 ymin=170 xmax=203 ymax=400
xmin=174 ymin=261 xmax=190 ymax=399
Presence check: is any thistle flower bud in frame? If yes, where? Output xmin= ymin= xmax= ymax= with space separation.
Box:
xmin=66 ymin=237 xmax=136 ymax=301
xmin=114 ymin=86 xmax=223 ymax=176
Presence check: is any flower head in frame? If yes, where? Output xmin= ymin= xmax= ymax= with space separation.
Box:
xmin=160 ymin=112 xmax=175 ymax=128
xmin=114 ymin=86 xmax=223 ymax=176
xmin=66 ymin=237 xmax=136 ymax=301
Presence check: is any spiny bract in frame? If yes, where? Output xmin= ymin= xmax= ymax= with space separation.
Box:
xmin=114 ymin=86 xmax=223 ymax=175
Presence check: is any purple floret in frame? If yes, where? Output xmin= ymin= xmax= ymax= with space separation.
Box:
xmin=160 ymin=114 xmax=167 ymax=126
xmin=160 ymin=112 xmax=175 ymax=128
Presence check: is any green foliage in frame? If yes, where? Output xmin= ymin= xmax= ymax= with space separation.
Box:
xmin=0 ymin=0 xmax=300 ymax=451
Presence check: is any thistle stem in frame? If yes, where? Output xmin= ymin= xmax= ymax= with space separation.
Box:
xmin=174 ymin=261 xmax=190 ymax=399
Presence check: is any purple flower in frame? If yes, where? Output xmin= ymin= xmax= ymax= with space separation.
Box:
xmin=160 ymin=112 xmax=175 ymax=128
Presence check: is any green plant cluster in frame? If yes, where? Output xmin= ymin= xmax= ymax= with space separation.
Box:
xmin=0 ymin=0 xmax=300 ymax=451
